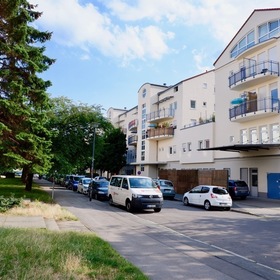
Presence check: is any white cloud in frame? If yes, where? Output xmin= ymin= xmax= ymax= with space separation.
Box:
xmin=35 ymin=0 xmax=173 ymax=63
xmin=35 ymin=0 xmax=280 ymax=65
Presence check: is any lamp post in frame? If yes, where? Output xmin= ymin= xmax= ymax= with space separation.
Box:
xmin=91 ymin=123 xmax=98 ymax=180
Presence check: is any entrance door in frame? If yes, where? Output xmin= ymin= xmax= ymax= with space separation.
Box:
xmin=250 ymin=168 xmax=258 ymax=197
xmin=267 ymin=173 xmax=280 ymax=199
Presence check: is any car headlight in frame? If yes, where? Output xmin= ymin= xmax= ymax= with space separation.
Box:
xmin=132 ymin=193 xmax=143 ymax=198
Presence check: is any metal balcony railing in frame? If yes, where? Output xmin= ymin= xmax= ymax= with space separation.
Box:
xmin=127 ymin=135 xmax=138 ymax=145
xmin=146 ymin=108 xmax=174 ymax=122
xmin=229 ymin=60 xmax=279 ymax=88
xmin=229 ymin=97 xmax=280 ymax=120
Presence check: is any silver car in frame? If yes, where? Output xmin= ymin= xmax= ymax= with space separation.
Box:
xmin=183 ymin=185 xmax=232 ymax=210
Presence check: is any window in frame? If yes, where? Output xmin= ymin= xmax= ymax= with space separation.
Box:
xmin=169 ymin=146 xmax=172 ymax=154
xmin=174 ymin=86 xmax=178 ymax=92
xmin=182 ymin=143 xmax=186 ymax=153
xmin=141 ymin=151 xmax=145 ymax=161
xmin=204 ymin=139 xmax=210 ymax=148
xmin=203 ymin=102 xmax=207 ymax=107
xmin=198 ymin=140 xmax=203 ymax=149
xmin=271 ymin=123 xmax=280 ymax=143
xmin=202 ymin=83 xmax=207 ymax=89
xmin=249 ymin=128 xmax=258 ymax=144
xmin=259 ymin=20 xmax=280 ymax=43
xmin=260 ymin=126 xmax=269 ymax=143
xmin=188 ymin=142 xmax=192 ymax=151
xmin=240 ymin=129 xmax=248 ymax=144
xmin=190 ymin=100 xmax=196 ymax=109
xmin=173 ymin=145 xmax=176 ymax=154
xmin=229 ymin=136 xmax=235 ymax=143
xmin=141 ymin=165 xmax=145 ymax=172
xmin=230 ymin=30 xmax=255 ymax=57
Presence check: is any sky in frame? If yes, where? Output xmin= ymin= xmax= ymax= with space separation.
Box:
xmin=34 ymin=0 xmax=280 ymax=112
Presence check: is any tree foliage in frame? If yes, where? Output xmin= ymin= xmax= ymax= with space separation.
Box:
xmin=47 ymin=97 xmax=113 ymax=175
xmin=0 ymin=1 xmax=55 ymax=190
xmin=99 ymin=128 xmax=127 ymax=174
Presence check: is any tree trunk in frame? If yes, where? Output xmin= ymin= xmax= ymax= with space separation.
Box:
xmin=25 ymin=173 xmax=33 ymax=191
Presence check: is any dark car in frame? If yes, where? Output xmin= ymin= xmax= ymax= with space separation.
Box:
xmin=227 ymin=180 xmax=250 ymax=199
xmin=68 ymin=175 xmax=85 ymax=191
xmin=89 ymin=179 xmax=109 ymax=201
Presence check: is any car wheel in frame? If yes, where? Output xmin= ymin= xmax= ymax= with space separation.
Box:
xmin=154 ymin=208 xmax=161 ymax=213
xmin=204 ymin=200 xmax=211 ymax=210
xmin=183 ymin=197 xmax=189 ymax=206
xmin=224 ymin=207 xmax=231 ymax=211
xmin=109 ymin=195 xmax=114 ymax=206
xmin=126 ymin=200 xmax=132 ymax=212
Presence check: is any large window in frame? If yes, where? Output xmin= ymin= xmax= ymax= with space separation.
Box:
xmin=240 ymin=129 xmax=248 ymax=144
xmin=230 ymin=30 xmax=255 ymax=58
xmin=271 ymin=123 xmax=280 ymax=143
xmin=260 ymin=126 xmax=269 ymax=143
xmin=259 ymin=20 xmax=280 ymax=43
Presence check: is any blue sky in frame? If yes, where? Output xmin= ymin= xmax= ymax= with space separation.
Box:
xmin=34 ymin=0 xmax=280 ymax=112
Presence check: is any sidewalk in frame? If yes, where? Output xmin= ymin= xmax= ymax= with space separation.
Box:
xmin=175 ymin=193 xmax=280 ymax=219
xmin=0 ymin=193 xmax=279 ymax=231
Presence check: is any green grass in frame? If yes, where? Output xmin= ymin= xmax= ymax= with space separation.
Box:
xmin=0 ymin=177 xmax=52 ymax=203
xmin=0 ymin=178 xmax=149 ymax=280
xmin=0 ymin=228 xmax=149 ymax=280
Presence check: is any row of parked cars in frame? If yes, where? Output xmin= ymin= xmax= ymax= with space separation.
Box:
xmin=61 ymin=174 xmax=250 ymax=212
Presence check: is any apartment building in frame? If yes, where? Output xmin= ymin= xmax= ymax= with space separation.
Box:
xmin=108 ymin=70 xmax=215 ymax=178
xmin=107 ymin=8 xmax=280 ymax=199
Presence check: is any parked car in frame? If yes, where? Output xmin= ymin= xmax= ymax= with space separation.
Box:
xmin=153 ymin=179 xmax=176 ymax=199
xmin=77 ymin=177 xmax=92 ymax=194
xmin=108 ymin=175 xmax=163 ymax=212
xmin=227 ymin=180 xmax=250 ymax=199
xmin=68 ymin=175 xmax=85 ymax=191
xmin=89 ymin=179 xmax=109 ymax=201
xmin=93 ymin=176 xmax=108 ymax=181
xmin=183 ymin=185 xmax=232 ymax=210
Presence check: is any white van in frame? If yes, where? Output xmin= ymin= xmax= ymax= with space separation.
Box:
xmin=108 ymin=175 xmax=163 ymax=212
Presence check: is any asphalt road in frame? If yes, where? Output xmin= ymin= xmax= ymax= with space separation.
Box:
xmin=44 ymin=183 xmax=280 ymax=280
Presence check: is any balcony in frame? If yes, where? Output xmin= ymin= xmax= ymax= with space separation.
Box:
xmin=146 ymin=127 xmax=174 ymax=140
xmin=146 ymin=108 xmax=174 ymax=123
xmin=229 ymin=60 xmax=279 ymax=91
xmin=229 ymin=97 xmax=280 ymax=122
xmin=128 ymin=135 xmax=138 ymax=146
xmin=128 ymin=119 xmax=138 ymax=132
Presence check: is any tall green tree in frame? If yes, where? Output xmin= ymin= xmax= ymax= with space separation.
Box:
xmin=0 ymin=1 xmax=55 ymax=190
xmin=99 ymin=128 xmax=127 ymax=174
xmin=47 ymin=97 xmax=113 ymax=176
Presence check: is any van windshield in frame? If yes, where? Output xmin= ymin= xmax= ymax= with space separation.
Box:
xmin=129 ymin=178 xmax=156 ymax=189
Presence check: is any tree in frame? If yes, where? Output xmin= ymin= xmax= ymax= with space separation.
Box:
xmin=0 ymin=1 xmax=55 ymax=190
xmin=47 ymin=97 xmax=113 ymax=176
xmin=99 ymin=128 xmax=127 ymax=174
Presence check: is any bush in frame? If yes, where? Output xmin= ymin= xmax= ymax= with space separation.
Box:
xmin=0 ymin=194 xmax=22 ymax=212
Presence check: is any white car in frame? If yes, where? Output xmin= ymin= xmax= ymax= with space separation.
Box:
xmin=183 ymin=185 xmax=232 ymax=210
xmin=77 ymin=178 xmax=92 ymax=194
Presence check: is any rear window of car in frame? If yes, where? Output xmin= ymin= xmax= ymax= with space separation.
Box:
xmin=213 ymin=187 xmax=228 ymax=195
xmin=159 ymin=180 xmax=174 ymax=187
xmin=235 ymin=181 xmax=248 ymax=187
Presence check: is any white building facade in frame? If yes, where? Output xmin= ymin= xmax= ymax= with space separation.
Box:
xmin=107 ymin=8 xmax=280 ymax=199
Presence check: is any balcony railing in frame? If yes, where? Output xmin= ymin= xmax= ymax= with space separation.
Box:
xmin=229 ymin=97 xmax=280 ymax=121
xmin=146 ymin=108 xmax=174 ymax=122
xmin=127 ymin=135 xmax=138 ymax=146
xmin=229 ymin=60 xmax=279 ymax=88
xmin=128 ymin=119 xmax=138 ymax=132
xmin=146 ymin=127 xmax=174 ymax=140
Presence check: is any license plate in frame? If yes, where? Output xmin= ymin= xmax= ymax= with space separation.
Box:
xmin=220 ymin=203 xmax=227 ymax=206
xmin=147 ymin=205 xmax=156 ymax=208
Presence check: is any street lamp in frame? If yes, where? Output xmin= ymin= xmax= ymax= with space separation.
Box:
xmin=91 ymin=123 xmax=98 ymax=180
